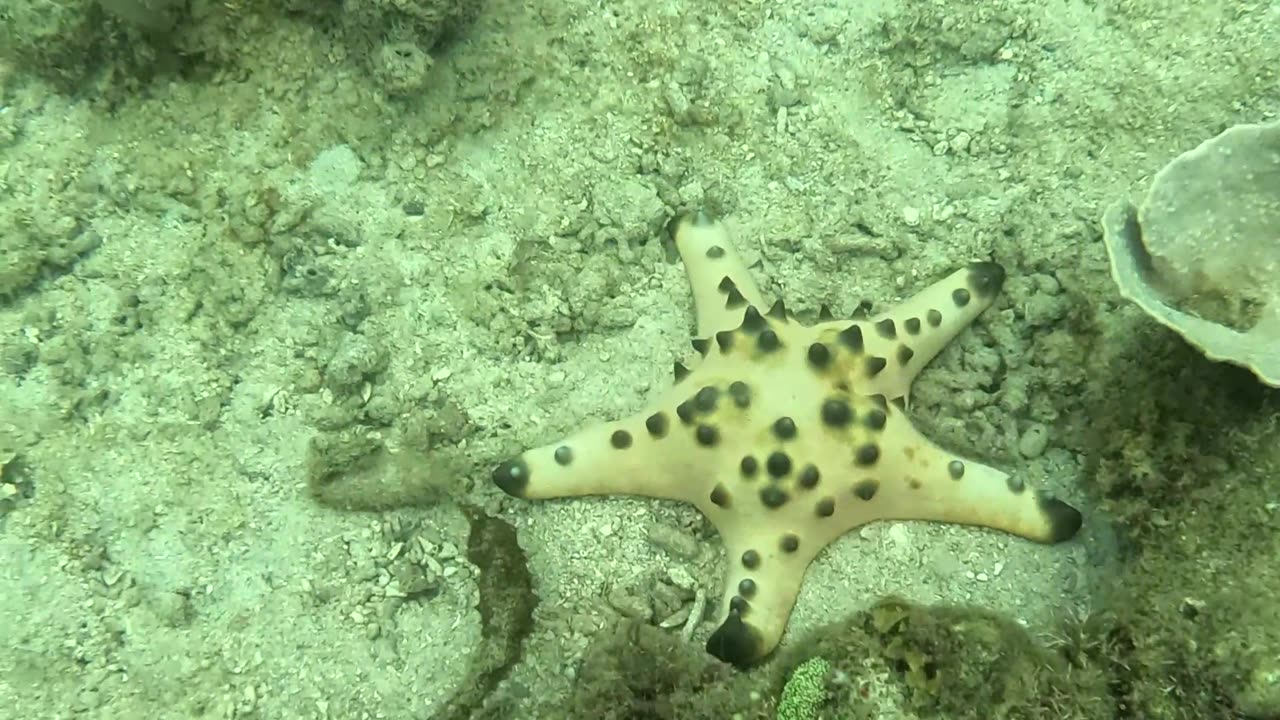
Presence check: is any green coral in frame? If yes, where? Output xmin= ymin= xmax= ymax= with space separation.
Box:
xmin=777 ymin=657 xmax=830 ymax=720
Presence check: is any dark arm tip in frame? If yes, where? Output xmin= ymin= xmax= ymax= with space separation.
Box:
xmin=492 ymin=458 xmax=531 ymax=498
xmin=1037 ymin=495 xmax=1083 ymax=543
xmin=705 ymin=613 xmax=767 ymax=668
xmin=966 ymin=261 xmax=1006 ymax=299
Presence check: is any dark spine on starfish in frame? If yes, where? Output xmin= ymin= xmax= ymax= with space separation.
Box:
xmin=865 ymin=356 xmax=887 ymax=376
xmin=646 ymin=412 xmax=669 ymax=437
xmin=837 ymin=324 xmax=864 ymax=352
xmin=741 ymin=305 xmax=766 ymax=333
xmin=673 ymin=361 xmax=690 ymax=382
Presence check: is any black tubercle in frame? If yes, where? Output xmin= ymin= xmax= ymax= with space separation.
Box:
xmin=865 ymin=356 xmax=887 ymax=376
xmin=760 ymin=485 xmax=788 ymax=508
xmin=807 ymin=342 xmax=831 ymax=368
xmin=695 ymin=385 xmax=719 ymax=411
xmin=837 ymin=325 xmax=864 ymax=352
xmin=673 ymin=361 xmax=690 ymax=382
xmin=725 ymin=286 xmax=748 ymax=309
xmin=554 ymin=446 xmax=573 ymax=465
xmin=821 ymin=398 xmax=853 ymax=427
xmin=773 ymin=417 xmax=797 ymax=440
xmin=646 ymin=412 xmax=669 ymax=437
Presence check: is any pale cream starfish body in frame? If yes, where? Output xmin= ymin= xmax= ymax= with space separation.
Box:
xmin=492 ymin=211 xmax=1082 ymax=667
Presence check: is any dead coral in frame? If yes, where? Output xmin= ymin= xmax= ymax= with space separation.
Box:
xmin=1102 ymin=119 xmax=1280 ymax=386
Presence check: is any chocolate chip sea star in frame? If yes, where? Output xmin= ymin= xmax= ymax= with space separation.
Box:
xmin=492 ymin=211 xmax=1082 ymax=668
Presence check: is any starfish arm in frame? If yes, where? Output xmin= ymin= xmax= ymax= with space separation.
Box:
xmin=674 ymin=212 xmax=767 ymax=338
xmin=826 ymin=404 xmax=1082 ymax=545
xmin=491 ymin=395 xmax=704 ymax=503
xmin=703 ymin=519 xmax=826 ymax=667
xmin=840 ymin=262 xmax=1007 ymax=400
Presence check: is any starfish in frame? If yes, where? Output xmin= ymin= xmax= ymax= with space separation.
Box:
xmin=491 ymin=211 xmax=1083 ymax=668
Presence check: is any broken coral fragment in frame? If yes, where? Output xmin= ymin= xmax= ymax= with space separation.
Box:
xmin=1101 ymin=119 xmax=1280 ymax=386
